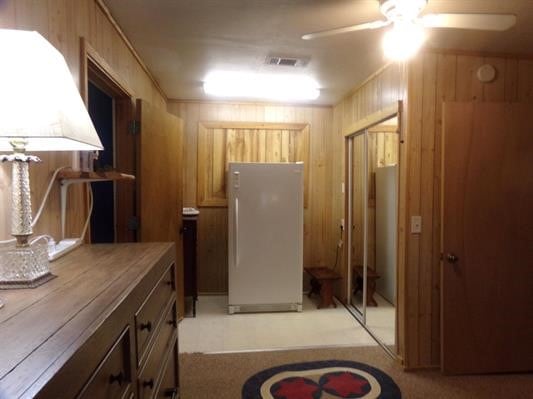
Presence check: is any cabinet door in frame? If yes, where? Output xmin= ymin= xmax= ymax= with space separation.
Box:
xmin=137 ymin=100 xmax=184 ymax=318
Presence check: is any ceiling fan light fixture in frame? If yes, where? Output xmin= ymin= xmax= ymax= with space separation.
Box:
xmin=203 ymin=71 xmax=320 ymax=102
xmin=382 ymin=22 xmax=426 ymax=61
xmin=380 ymin=0 xmax=427 ymax=21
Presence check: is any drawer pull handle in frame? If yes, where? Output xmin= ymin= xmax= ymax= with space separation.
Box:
xmin=109 ymin=372 xmax=124 ymax=386
xmin=167 ymin=319 xmax=177 ymax=328
xmin=143 ymin=379 xmax=155 ymax=389
xmin=140 ymin=321 xmax=152 ymax=332
xmin=164 ymin=387 xmax=178 ymax=398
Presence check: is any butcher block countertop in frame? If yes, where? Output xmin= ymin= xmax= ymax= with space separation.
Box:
xmin=0 ymin=242 xmax=176 ymax=399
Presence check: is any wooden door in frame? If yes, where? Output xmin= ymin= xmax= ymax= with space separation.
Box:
xmin=441 ymin=102 xmax=533 ymax=374
xmin=137 ymin=100 xmax=185 ymax=318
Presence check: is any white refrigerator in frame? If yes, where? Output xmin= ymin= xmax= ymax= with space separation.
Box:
xmin=227 ymin=162 xmax=303 ymax=314
xmin=375 ymin=165 xmax=397 ymax=305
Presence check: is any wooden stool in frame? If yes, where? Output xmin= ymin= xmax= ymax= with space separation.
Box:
xmin=353 ymin=266 xmax=380 ymax=307
xmin=305 ymin=267 xmax=341 ymax=309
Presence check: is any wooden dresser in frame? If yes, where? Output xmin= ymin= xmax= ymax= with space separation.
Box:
xmin=0 ymin=243 xmax=179 ymax=399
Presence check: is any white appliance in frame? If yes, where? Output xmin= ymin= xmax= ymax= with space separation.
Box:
xmin=375 ymin=165 xmax=398 ymax=305
xmin=228 ymin=162 xmax=303 ymax=314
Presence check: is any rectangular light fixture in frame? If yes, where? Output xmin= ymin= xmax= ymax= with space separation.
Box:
xmin=203 ymin=71 xmax=320 ymax=102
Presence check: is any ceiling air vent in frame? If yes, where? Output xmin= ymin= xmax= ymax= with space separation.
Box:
xmin=265 ymin=56 xmax=308 ymax=67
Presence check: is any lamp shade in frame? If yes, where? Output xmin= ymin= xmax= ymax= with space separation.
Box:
xmin=0 ymin=29 xmax=103 ymax=152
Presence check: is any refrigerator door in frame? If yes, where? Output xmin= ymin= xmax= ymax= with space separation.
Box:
xmin=228 ymin=163 xmax=303 ymax=309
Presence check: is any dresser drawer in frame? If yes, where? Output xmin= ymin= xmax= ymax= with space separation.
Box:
xmin=156 ymin=340 xmax=179 ymax=398
xmin=78 ymin=327 xmax=131 ymax=399
xmin=136 ymin=263 xmax=175 ymax=364
xmin=138 ymin=301 xmax=177 ymax=399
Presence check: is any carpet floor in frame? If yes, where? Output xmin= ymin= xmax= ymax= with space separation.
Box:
xmin=179 ymin=346 xmax=533 ymax=398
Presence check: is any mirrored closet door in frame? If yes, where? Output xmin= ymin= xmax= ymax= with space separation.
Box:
xmin=346 ymin=111 xmax=400 ymax=354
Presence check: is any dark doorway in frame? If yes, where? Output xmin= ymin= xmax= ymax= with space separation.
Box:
xmin=88 ymin=81 xmax=115 ymax=243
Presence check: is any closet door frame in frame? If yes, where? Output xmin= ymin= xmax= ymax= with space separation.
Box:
xmin=343 ymin=101 xmax=402 ymax=358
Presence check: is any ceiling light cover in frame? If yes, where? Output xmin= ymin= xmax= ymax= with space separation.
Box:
xmin=382 ymin=22 xmax=426 ymax=61
xmin=204 ymin=71 xmax=320 ymax=102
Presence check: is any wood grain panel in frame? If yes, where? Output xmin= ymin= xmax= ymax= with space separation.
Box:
xmin=334 ymin=50 xmax=533 ymax=369
xmin=441 ymin=102 xmax=533 ymax=374
xmin=401 ymin=51 xmax=533 ymax=369
xmin=334 ymin=64 xmax=406 ymax=362
xmin=0 ymin=0 xmax=166 ymax=245
xmin=168 ymin=102 xmax=334 ymax=295
xmin=197 ymin=123 xmax=309 ymax=207
xmin=138 ymin=100 xmax=184 ymax=317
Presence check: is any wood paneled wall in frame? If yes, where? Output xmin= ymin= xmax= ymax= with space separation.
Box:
xmin=197 ymin=122 xmax=310 ymax=207
xmin=335 ymin=52 xmax=533 ymax=369
xmin=404 ymin=51 xmax=533 ymax=369
xmin=333 ymin=64 xmax=407 ymax=362
xmin=0 ymin=1 xmax=166 ymax=242
xmin=333 ymin=64 xmax=406 ymax=294
xmin=168 ymin=101 xmax=336 ymax=294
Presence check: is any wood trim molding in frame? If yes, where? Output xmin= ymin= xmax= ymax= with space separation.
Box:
xmin=367 ymin=124 xmax=399 ymax=133
xmin=80 ymin=37 xmax=133 ymax=103
xmin=343 ymin=102 xmax=400 ymax=137
xmin=94 ymin=0 xmax=168 ymax=101
xmin=422 ymin=46 xmax=533 ymax=61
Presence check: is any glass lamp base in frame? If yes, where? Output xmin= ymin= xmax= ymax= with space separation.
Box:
xmin=0 ymin=241 xmax=56 ymax=289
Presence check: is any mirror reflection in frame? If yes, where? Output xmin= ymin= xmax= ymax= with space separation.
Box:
xmin=365 ymin=118 xmax=399 ymax=350
xmin=347 ymin=115 xmax=399 ymax=353
xmin=350 ymin=133 xmax=365 ymax=314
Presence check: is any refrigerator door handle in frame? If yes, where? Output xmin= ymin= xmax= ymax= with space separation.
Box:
xmin=234 ymin=197 xmax=240 ymax=268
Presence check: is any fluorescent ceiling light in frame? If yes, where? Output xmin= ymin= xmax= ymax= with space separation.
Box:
xmin=203 ymin=71 xmax=320 ymax=101
xmin=382 ymin=22 xmax=426 ymax=61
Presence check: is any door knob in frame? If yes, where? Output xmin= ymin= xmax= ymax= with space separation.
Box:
xmin=446 ymin=253 xmax=459 ymax=263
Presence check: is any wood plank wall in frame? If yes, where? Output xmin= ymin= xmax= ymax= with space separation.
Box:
xmin=404 ymin=51 xmax=533 ymax=369
xmin=0 ymin=1 xmax=166 ymax=242
xmin=332 ymin=63 xmax=407 ymax=362
xmin=167 ymin=101 xmax=336 ymax=294
xmin=197 ymin=123 xmax=310 ymax=207
xmin=335 ymin=51 xmax=533 ymax=369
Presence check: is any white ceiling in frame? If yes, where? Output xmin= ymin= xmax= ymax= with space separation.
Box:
xmin=104 ymin=0 xmax=533 ymax=105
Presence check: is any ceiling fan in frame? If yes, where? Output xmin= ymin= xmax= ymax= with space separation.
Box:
xmin=302 ymin=0 xmax=517 ymax=60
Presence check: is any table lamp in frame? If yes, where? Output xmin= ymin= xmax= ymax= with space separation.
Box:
xmin=0 ymin=29 xmax=103 ymax=294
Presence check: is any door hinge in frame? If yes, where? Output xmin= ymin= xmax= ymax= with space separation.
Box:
xmin=128 ymin=120 xmax=140 ymax=135
xmin=127 ymin=216 xmax=140 ymax=231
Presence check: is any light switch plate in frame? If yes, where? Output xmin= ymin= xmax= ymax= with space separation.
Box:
xmin=411 ymin=216 xmax=422 ymax=233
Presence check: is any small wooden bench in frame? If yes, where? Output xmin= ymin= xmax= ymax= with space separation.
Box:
xmin=353 ymin=265 xmax=380 ymax=307
xmin=305 ymin=267 xmax=341 ymax=309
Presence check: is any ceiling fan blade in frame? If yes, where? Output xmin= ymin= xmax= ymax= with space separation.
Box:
xmin=421 ymin=13 xmax=517 ymax=31
xmin=302 ymin=20 xmax=391 ymax=40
